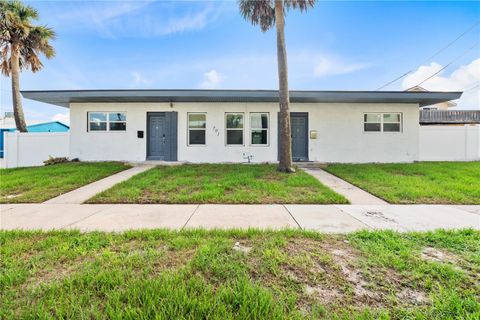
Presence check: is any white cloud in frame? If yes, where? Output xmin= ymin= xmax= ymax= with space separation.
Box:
xmin=152 ymin=7 xmax=212 ymax=36
xmin=314 ymin=56 xmax=369 ymax=77
xmin=199 ymin=69 xmax=222 ymax=89
xmin=131 ymin=72 xmax=151 ymax=88
xmin=57 ymin=1 xmax=152 ymax=36
xmin=402 ymin=58 xmax=480 ymax=110
xmin=52 ymin=112 xmax=70 ymax=125
xmin=53 ymin=1 xmax=226 ymax=38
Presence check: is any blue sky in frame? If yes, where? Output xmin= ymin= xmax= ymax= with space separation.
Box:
xmin=1 ymin=0 xmax=479 ymax=123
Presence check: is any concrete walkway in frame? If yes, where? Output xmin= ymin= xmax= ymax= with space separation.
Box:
xmin=301 ymin=167 xmax=388 ymax=205
xmin=43 ymin=165 xmax=154 ymax=204
xmin=1 ymin=203 xmax=478 ymax=232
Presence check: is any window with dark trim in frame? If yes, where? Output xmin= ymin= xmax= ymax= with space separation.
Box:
xmin=188 ymin=113 xmax=206 ymax=145
xmin=250 ymin=113 xmax=269 ymax=145
xmin=88 ymin=112 xmax=126 ymax=131
xmin=225 ymin=113 xmax=244 ymax=145
xmin=364 ymin=113 xmax=401 ymax=132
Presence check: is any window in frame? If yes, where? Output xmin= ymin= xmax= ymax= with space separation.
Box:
xmin=250 ymin=113 xmax=269 ymax=145
xmin=188 ymin=113 xmax=206 ymax=145
xmin=364 ymin=113 xmax=381 ymax=132
xmin=226 ymin=113 xmax=244 ymax=145
xmin=88 ymin=112 xmax=126 ymax=132
xmin=383 ymin=113 xmax=401 ymax=132
xmin=364 ymin=113 xmax=401 ymax=132
xmin=89 ymin=112 xmax=107 ymax=131
xmin=109 ymin=112 xmax=127 ymax=131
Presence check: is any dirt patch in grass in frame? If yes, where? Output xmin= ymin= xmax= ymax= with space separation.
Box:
xmin=419 ymin=247 xmax=480 ymax=287
xmin=330 ymin=248 xmax=380 ymax=300
xmin=4 ymin=193 xmax=23 ymax=199
xmin=321 ymin=239 xmax=386 ymax=307
xmin=304 ymin=285 xmax=343 ymax=304
xmin=271 ymin=237 xmax=432 ymax=311
xmin=421 ymin=247 xmax=458 ymax=264
xmin=19 ymin=255 xmax=93 ymax=294
xmin=150 ymin=248 xmax=196 ymax=274
xmin=249 ymin=237 xmax=380 ymax=311
xmin=397 ymin=288 xmax=429 ymax=305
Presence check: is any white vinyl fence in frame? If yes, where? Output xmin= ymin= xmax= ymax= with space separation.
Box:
xmin=1 ymin=132 xmax=69 ymax=168
xmin=419 ymin=124 xmax=480 ymax=161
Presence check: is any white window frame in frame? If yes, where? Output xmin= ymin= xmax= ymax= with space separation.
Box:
xmin=187 ymin=112 xmax=207 ymax=146
xmin=225 ymin=112 xmax=245 ymax=146
xmin=250 ymin=112 xmax=269 ymax=146
xmin=363 ymin=112 xmax=402 ymax=133
xmin=88 ymin=112 xmax=127 ymax=132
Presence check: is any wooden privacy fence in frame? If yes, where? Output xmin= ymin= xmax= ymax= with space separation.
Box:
xmin=420 ymin=110 xmax=480 ymax=124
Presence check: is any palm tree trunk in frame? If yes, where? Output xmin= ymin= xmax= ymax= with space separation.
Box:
xmin=11 ymin=45 xmax=28 ymax=132
xmin=275 ymin=0 xmax=293 ymax=172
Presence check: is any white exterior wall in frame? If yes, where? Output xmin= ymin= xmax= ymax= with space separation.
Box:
xmin=2 ymin=132 xmax=69 ymax=168
xmin=419 ymin=124 xmax=480 ymax=161
xmin=69 ymin=102 xmax=420 ymax=163
xmin=304 ymin=103 xmax=419 ymax=162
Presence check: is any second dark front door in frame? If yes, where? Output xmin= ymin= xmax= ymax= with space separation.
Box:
xmin=290 ymin=113 xmax=308 ymax=161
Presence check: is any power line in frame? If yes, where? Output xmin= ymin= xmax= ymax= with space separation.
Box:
xmin=423 ymin=20 xmax=480 ymax=63
xmin=412 ymin=40 xmax=480 ymax=88
xmin=376 ymin=20 xmax=480 ymax=90
xmin=462 ymin=82 xmax=480 ymax=92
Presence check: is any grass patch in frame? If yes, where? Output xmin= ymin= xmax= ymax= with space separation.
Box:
xmin=88 ymin=164 xmax=348 ymax=204
xmin=0 ymin=162 xmax=130 ymax=203
xmin=1 ymin=229 xmax=478 ymax=319
xmin=324 ymin=162 xmax=480 ymax=204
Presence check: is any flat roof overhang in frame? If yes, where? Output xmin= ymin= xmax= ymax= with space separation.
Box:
xmin=21 ymin=89 xmax=463 ymax=108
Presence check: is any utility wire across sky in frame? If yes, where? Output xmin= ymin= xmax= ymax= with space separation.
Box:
xmin=410 ymin=40 xmax=480 ymax=89
xmin=376 ymin=20 xmax=480 ymax=90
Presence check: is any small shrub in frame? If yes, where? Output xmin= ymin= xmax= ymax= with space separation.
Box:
xmin=43 ymin=156 xmax=70 ymax=166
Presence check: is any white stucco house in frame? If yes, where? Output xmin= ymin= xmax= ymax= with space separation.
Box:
xmin=22 ymin=89 xmax=462 ymax=163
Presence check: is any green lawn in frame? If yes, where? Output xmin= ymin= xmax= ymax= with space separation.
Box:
xmin=88 ymin=164 xmax=348 ymax=204
xmin=324 ymin=162 xmax=480 ymax=204
xmin=0 ymin=162 xmax=130 ymax=203
xmin=1 ymin=229 xmax=478 ymax=319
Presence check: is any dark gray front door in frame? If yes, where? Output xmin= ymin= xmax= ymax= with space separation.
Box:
xmin=147 ymin=112 xmax=177 ymax=161
xmin=290 ymin=113 xmax=308 ymax=161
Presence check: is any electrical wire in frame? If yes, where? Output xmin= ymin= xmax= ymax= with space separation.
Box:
xmin=413 ymin=40 xmax=480 ymax=88
xmin=376 ymin=20 xmax=480 ymax=90
xmin=462 ymin=82 xmax=480 ymax=92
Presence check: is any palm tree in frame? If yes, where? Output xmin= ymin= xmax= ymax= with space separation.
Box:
xmin=239 ymin=0 xmax=315 ymax=172
xmin=0 ymin=0 xmax=55 ymax=132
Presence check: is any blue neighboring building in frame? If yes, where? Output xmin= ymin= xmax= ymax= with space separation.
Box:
xmin=0 ymin=119 xmax=69 ymax=158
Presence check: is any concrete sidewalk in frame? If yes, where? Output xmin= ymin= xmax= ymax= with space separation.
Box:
xmin=43 ymin=165 xmax=154 ymax=204
xmin=300 ymin=167 xmax=388 ymax=205
xmin=1 ymin=203 xmax=478 ymax=232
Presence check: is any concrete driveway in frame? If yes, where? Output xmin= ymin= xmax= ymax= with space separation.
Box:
xmin=1 ymin=203 xmax=478 ymax=232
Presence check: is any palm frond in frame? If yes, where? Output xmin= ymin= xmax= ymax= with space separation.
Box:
xmin=238 ymin=0 xmax=315 ymax=31
xmin=27 ymin=26 xmax=56 ymax=58
xmin=1 ymin=0 xmax=38 ymax=22
xmin=0 ymin=0 xmax=55 ymax=73
xmin=284 ymin=0 xmax=316 ymax=11
xmin=238 ymin=0 xmax=275 ymax=32
xmin=0 ymin=43 xmax=10 ymax=76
